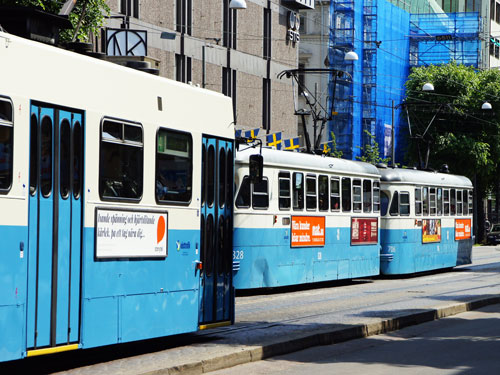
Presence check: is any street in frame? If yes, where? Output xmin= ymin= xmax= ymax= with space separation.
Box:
xmin=212 ymin=303 xmax=500 ymax=375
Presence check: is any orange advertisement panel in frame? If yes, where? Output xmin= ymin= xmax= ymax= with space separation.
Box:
xmin=422 ymin=219 xmax=441 ymax=243
xmin=291 ymin=216 xmax=325 ymax=247
xmin=351 ymin=217 xmax=378 ymax=245
xmin=455 ymin=219 xmax=472 ymax=240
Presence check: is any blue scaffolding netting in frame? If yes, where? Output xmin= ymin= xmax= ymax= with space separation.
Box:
xmin=327 ymin=0 xmax=482 ymax=163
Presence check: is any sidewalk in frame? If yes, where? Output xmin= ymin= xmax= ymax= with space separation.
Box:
xmin=58 ymin=295 xmax=500 ymax=375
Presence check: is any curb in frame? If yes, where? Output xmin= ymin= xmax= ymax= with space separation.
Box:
xmin=142 ymin=296 xmax=500 ymax=375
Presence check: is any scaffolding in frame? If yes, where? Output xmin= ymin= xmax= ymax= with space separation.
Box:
xmin=409 ymin=12 xmax=482 ymax=67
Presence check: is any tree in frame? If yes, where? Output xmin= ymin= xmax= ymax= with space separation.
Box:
xmin=405 ymin=62 xmax=500 ymax=241
xmin=0 ymin=0 xmax=110 ymax=42
xmin=356 ymin=130 xmax=390 ymax=165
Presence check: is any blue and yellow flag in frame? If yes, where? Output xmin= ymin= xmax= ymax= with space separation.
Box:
xmin=266 ymin=132 xmax=282 ymax=150
xmin=235 ymin=129 xmax=242 ymax=138
xmin=320 ymin=141 xmax=332 ymax=154
xmin=284 ymin=137 xmax=300 ymax=150
xmin=244 ymin=128 xmax=260 ymax=139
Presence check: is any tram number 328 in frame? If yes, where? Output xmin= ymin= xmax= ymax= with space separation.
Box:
xmin=233 ymin=250 xmax=244 ymax=260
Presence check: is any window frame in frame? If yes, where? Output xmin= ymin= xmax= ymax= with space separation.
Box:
xmin=293 ymin=172 xmax=304 ymax=211
xmin=252 ymin=176 xmax=269 ymax=210
xmin=318 ymin=174 xmax=329 ymax=212
xmin=373 ymin=181 xmax=380 ymax=213
xmin=306 ymin=174 xmax=317 ymax=211
xmin=415 ymin=187 xmax=422 ymax=216
xmin=399 ymin=191 xmax=410 ymax=216
xmin=0 ymin=97 xmax=14 ymax=194
xmin=330 ymin=176 xmax=340 ymax=212
xmin=155 ymin=127 xmax=193 ymax=205
xmin=99 ymin=117 xmax=144 ymax=202
xmin=278 ymin=171 xmax=291 ymax=210
xmin=352 ymin=179 xmax=362 ymax=212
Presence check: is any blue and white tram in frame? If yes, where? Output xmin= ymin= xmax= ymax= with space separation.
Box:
xmin=232 ymin=147 xmax=381 ymax=289
xmin=378 ymin=166 xmax=473 ymax=275
xmin=0 ymin=31 xmax=234 ymax=362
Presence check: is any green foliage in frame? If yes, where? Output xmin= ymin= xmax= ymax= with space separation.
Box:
xmin=356 ymin=130 xmax=390 ymax=165
xmin=323 ymin=131 xmax=343 ymax=158
xmin=0 ymin=0 xmax=110 ymax=42
xmin=405 ymin=61 xmax=500 ymax=193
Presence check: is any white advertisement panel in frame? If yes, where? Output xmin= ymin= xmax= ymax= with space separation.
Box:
xmin=95 ymin=208 xmax=168 ymax=258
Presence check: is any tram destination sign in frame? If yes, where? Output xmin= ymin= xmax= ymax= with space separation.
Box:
xmin=95 ymin=208 xmax=168 ymax=258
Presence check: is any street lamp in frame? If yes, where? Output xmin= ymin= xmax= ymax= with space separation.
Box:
xmin=344 ymin=51 xmax=359 ymax=61
xmin=229 ymin=0 xmax=247 ymax=9
xmin=482 ymin=101 xmax=492 ymax=110
xmin=422 ymin=82 xmax=434 ymax=91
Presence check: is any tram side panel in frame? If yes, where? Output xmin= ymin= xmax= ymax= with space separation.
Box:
xmin=0 ymin=95 xmax=30 ymax=362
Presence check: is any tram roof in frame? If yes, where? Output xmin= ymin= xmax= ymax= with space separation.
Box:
xmin=235 ymin=147 xmax=380 ymax=177
xmin=378 ymin=167 xmax=472 ymax=188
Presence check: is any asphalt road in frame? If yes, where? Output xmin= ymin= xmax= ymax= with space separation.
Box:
xmin=211 ymin=303 xmax=500 ymax=375
xmin=2 ymin=246 xmax=499 ymax=375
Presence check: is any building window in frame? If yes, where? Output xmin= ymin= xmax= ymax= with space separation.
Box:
xmin=99 ymin=119 xmax=143 ymax=200
xmin=263 ymin=78 xmax=271 ymax=130
xmin=121 ymin=0 xmax=139 ymax=18
xmin=176 ymin=0 xmax=192 ymax=34
xmin=223 ymin=0 xmax=237 ymax=48
xmin=176 ymin=54 xmax=192 ymax=84
xmin=263 ymin=7 xmax=271 ymax=59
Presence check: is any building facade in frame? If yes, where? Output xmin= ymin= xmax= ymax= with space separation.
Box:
xmin=102 ymin=0 xmax=314 ymax=139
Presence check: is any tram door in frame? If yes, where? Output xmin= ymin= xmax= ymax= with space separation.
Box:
xmin=26 ymin=105 xmax=83 ymax=351
xmin=199 ymin=136 xmax=234 ymax=325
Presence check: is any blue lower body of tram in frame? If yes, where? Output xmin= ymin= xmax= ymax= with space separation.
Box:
xmin=380 ymin=227 xmax=472 ymax=275
xmin=233 ymin=227 xmax=380 ymax=289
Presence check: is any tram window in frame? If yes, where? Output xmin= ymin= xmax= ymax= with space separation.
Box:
xmin=352 ymin=179 xmax=362 ymax=212
xmin=207 ymin=146 xmax=215 ymax=206
xmin=400 ymin=192 xmax=410 ymax=216
xmin=0 ymin=99 xmax=13 ymax=192
xmin=342 ymin=177 xmax=351 ymax=212
xmin=306 ymin=175 xmax=317 ymax=211
xmin=41 ymin=116 xmax=53 ymax=197
xmin=279 ymin=172 xmax=291 ymax=210
xmin=252 ymin=177 xmax=269 ymax=209
xmin=235 ymin=176 xmax=251 ymax=208
xmin=60 ymin=119 xmax=71 ymax=199
xmin=430 ymin=188 xmax=436 ymax=216
xmin=389 ymin=191 xmax=399 ymax=216
xmin=226 ymin=148 xmax=233 ymax=208
xmin=29 ymin=114 xmax=38 ymax=195
xmin=450 ymin=189 xmax=456 ymax=215
xmin=293 ymin=172 xmax=304 ymax=210
xmin=318 ymin=175 xmax=329 ymax=211
xmin=99 ymin=120 xmax=143 ymax=200
xmin=444 ymin=189 xmax=450 ymax=215
xmin=219 ymin=148 xmax=226 ymax=208
xmin=73 ymin=122 xmax=82 ymax=199
xmin=462 ymin=189 xmax=468 ymax=215
xmin=415 ymin=188 xmax=422 ymax=215
xmin=363 ymin=180 xmax=372 ymax=213
xmin=156 ymin=129 xmax=192 ymax=203
xmin=422 ymin=187 xmax=429 ymax=216
xmin=373 ymin=181 xmax=380 ymax=212
xmin=457 ymin=189 xmax=463 ymax=215
xmin=381 ymin=191 xmax=390 ymax=216
xmin=437 ymin=188 xmax=443 ymax=215
xmin=330 ymin=177 xmax=340 ymax=211
xmin=469 ymin=190 xmax=474 ymax=215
